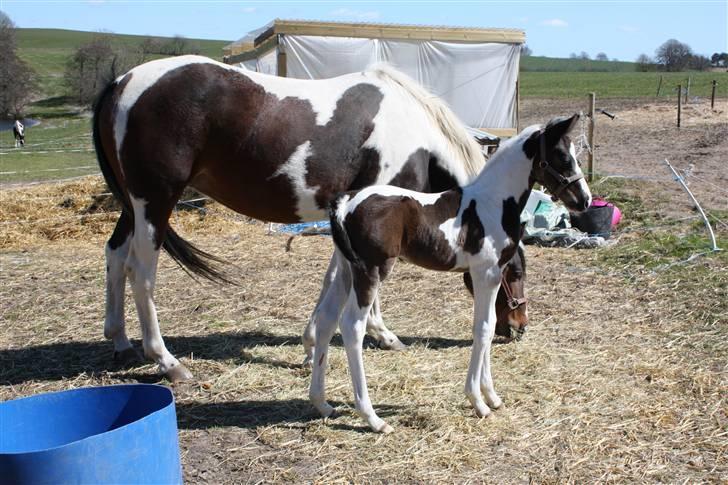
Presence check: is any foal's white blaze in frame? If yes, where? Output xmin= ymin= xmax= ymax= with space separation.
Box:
xmin=569 ymin=141 xmax=593 ymax=206
xmin=271 ymin=141 xmax=323 ymax=220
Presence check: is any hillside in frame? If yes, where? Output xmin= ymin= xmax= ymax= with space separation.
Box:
xmin=16 ymin=28 xmax=231 ymax=97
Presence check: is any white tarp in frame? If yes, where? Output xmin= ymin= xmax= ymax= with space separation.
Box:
xmin=280 ymin=35 xmax=520 ymax=129
xmin=239 ymin=47 xmax=278 ymax=75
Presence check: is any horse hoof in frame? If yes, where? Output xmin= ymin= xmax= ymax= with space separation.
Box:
xmin=166 ymin=364 xmax=194 ymax=383
xmin=378 ymin=423 xmax=395 ymax=434
xmin=113 ymin=347 xmax=143 ymax=367
xmin=379 ymin=337 xmax=407 ymax=351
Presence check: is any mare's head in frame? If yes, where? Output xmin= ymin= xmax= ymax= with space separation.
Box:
xmin=525 ymin=114 xmax=592 ymax=212
xmin=463 ymin=245 xmax=528 ymax=341
xmin=494 ymin=243 xmax=528 ymax=339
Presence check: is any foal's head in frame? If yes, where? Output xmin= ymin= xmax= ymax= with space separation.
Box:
xmin=525 ymin=114 xmax=592 ymax=212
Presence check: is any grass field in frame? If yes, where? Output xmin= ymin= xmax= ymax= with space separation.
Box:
xmin=521 ymin=55 xmax=637 ymax=72
xmin=520 ymin=71 xmax=728 ymax=98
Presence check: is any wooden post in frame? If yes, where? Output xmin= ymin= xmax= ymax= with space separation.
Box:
xmin=515 ymin=79 xmax=520 ymax=132
xmin=711 ymin=80 xmax=717 ymax=110
xmin=656 ymin=75 xmax=663 ymax=97
xmin=677 ymin=84 xmax=682 ymax=128
xmin=587 ymin=92 xmax=596 ymax=182
xmin=276 ymin=36 xmax=287 ymax=78
xmin=685 ymin=76 xmax=691 ymax=103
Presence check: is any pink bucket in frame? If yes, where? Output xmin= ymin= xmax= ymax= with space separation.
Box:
xmin=591 ymin=198 xmax=622 ymax=227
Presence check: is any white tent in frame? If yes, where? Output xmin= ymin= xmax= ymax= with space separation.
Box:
xmin=223 ymin=19 xmax=525 ymax=136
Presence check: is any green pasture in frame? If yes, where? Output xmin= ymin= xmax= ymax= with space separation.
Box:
xmin=520 ymin=71 xmax=727 ymax=98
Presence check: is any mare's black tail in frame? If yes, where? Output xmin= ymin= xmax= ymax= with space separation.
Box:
xmin=92 ymin=81 xmax=232 ymax=284
xmin=329 ymin=195 xmax=366 ymax=272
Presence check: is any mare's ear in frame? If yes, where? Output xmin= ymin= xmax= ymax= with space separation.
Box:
xmin=544 ymin=113 xmax=579 ymax=145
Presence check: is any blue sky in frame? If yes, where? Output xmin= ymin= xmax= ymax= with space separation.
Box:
xmin=2 ymin=1 xmax=726 ymax=61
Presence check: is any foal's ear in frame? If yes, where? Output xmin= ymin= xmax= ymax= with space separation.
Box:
xmin=544 ymin=113 xmax=580 ymax=144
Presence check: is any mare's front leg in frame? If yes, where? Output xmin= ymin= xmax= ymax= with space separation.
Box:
xmin=464 ymin=265 xmax=502 ymax=418
xmin=340 ymin=263 xmax=394 ymax=433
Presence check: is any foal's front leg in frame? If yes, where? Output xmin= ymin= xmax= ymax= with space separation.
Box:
xmin=465 ymin=266 xmax=502 ymax=418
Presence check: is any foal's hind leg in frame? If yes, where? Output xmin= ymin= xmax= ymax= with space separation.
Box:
xmin=126 ymin=195 xmax=192 ymax=382
xmin=339 ymin=260 xmax=396 ymax=433
xmin=104 ymin=209 xmax=141 ymax=365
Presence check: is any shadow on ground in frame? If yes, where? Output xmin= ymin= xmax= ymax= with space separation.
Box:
xmin=0 ymin=330 xmax=512 ymax=385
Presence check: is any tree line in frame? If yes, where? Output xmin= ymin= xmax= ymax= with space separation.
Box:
xmin=64 ymin=33 xmax=201 ymax=106
xmin=637 ymin=39 xmax=725 ymax=72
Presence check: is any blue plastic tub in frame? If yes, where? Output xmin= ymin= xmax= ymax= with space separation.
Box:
xmin=0 ymin=384 xmax=182 ymax=484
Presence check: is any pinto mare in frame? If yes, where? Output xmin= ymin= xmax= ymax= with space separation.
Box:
xmin=13 ymin=120 xmax=25 ymax=147
xmin=311 ymin=114 xmax=591 ymax=433
xmin=92 ymin=55 xmax=485 ymax=381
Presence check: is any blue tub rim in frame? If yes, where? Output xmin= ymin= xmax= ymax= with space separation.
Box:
xmin=0 ymin=383 xmax=176 ymax=455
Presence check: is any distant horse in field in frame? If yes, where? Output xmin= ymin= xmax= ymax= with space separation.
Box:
xmin=92 ymin=55 xmax=487 ymax=381
xmin=13 ymin=120 xmax=25 ymax=148
xmin=311 ymin=114 xmax=590 ymax=433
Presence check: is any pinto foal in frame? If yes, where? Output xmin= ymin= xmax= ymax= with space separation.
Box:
xmin=308 ymin=114 xmax=592 ymax=433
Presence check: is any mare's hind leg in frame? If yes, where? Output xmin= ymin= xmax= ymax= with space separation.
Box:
xmin=126 ymin=195 xmax=192 ymax=382
xmin=104 ymin=209 xmax=141 ymax=364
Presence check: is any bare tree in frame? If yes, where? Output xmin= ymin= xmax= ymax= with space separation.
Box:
xmin=520 ymin=44 xmax=533 ymax=57
xmin=579 ymin=51 xmax=590 ymax=60
xmin=595 ymin=52 xmax=608 ymax=61
xmin=655 ymin=39 xmax=692 ymax=71
xmin=0 ymin=11 xmax=37 ymax=118
xmin=636 ymin=53 xmax=654 ymax=72
xmin=65 ymin=34 xmax=116 ymax=105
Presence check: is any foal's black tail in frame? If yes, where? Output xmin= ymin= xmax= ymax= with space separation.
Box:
xmin=93 ymin=81 xmax=232 ymax=285
xmin=329 ymin=194 xmax=367 ymax=272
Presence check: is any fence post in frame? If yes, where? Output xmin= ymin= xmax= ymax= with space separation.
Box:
xmin=711 ymin=80 xmax=717 ymax=110
xmin=656 ymin=75 xmax=663 ymax=97
xmin=677 ymin=84 xmax=682 ymax=128
xmin=685 ymin=76 xmax=691 ymax=103
xmin=587 ymin=92 xmax=596 ymax=182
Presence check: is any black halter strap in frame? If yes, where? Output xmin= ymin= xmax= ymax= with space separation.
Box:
xmin=538 ymin=133 xmax=584 ymax=201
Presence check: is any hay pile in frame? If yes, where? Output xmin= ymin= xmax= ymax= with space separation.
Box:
xmin=1 ymin=178 xmax=725 ymax=482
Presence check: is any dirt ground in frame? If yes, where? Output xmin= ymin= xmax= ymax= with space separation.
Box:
xmin=0 ymin=98 xmax=726 ymax=483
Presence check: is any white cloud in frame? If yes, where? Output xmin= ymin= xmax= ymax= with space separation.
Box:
xmin=242 ymin=7 xmax=257 ymax=14
xmin=542 ymin=18 xmax=568 ymax=28
xmin=329 ymin=8 xmax=381 ymax=21
xmin=618 ymin=25 xmax=639 ymax=33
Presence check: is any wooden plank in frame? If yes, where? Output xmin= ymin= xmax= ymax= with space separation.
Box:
xmin=477 ymin=128 xmax=518 ymax=137
xmin=224 ymin=35 xmax=278 ymax=64
xmin=256 ymin=19 xmax=524 ymax=45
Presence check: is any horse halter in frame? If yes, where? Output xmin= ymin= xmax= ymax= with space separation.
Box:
xmin=501 ymin=271 xmax=527 ymax=310
xmin=538 ymin=133 xmax=584 ymax=201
